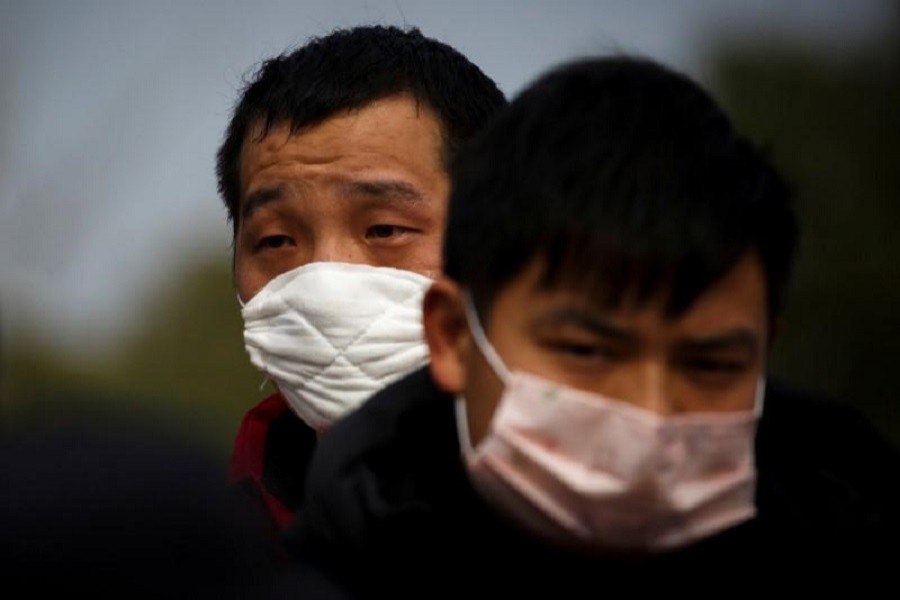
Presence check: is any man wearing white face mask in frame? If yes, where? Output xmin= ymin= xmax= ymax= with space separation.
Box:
xmin=215 ymin=25 xmax=506 ymax=544
xmin=284 ymin=57 xmax=900 ymax=594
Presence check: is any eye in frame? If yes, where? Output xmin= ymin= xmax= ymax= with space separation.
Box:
xmin=681 ymin=358 xmax=750 ymax=391
xmin=557 ymin=343 xmax=604 ymax=358
xmin=256 ymin=235 xmax=293 ymax=250
xmin=544 ymin=339 xmax=620 ymax=361
xmin=365 ymin=224 xmax=421 ymax=246
xmin=366 ymin=225 xmax=412 ymax=240
xmin=681 ymin=357 xmax=748 ymax=378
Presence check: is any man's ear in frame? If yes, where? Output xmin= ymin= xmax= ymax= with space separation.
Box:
xmin=423 ymin=277 xmax=470 ymax=394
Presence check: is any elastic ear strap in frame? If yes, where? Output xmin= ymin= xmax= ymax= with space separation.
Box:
xmin=753 ymin=376 xmax=766 ymax=417
xmin=454 ymin=395 xmax=475 ymax=456
xmin=461 ymin=291 xmax=511 ymax=384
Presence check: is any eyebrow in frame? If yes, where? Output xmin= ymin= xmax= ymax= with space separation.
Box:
xmin=532 ymin=308 xmax=635 ymax=343
xmin=240 ymin=179 xmax=427 ymax=223
xmin=534 ymin=307 xmax=760 ymax=356
xmin=241 ymin=184 xmax=287 ymax=221
xmin=676 ymin=331 xmax=760 ymax=356
xmin=338 ymin=179 xmax=426 ymax=205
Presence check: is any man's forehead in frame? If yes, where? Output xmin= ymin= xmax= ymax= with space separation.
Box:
xmin=518 ymin=251 xmax=768 ymax=321
xmin=241 ymin=92 xmax=442 ymax=147
xmin=238 ymin=97 xmax=446 ymax=182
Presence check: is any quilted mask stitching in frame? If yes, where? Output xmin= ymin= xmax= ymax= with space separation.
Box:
xmin=289 ymin=283 xmax=426 ymax=395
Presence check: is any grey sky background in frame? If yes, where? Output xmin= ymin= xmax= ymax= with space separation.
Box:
xmin=1 ymin=0 xmax=895 ymax=360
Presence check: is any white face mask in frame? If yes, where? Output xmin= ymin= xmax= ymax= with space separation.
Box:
xmin=456 ymin=293 xmax=763 ymax=552
xmin=240 ymin=262 xmax=432 ymax=430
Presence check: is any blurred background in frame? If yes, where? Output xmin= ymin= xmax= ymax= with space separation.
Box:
xmin=2 ymin=0 xmax=898 ymax=461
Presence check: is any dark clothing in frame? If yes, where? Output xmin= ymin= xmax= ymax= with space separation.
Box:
xmin=229 ymin=392 xmax=316 ymax=543
xmin=285 ymin=367 xmax=900 ymax=595
xmin=0 ymin=403 xmax=301 ymax=598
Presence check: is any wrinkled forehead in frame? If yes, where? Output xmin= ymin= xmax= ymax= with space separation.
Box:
xmin=240 ymin=91 xmax=448 ymax=155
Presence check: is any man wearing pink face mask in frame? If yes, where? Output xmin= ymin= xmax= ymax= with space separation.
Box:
xmin=284 ymin=57 xmax=900 ymax=594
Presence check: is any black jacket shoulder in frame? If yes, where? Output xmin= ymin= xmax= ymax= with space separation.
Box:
xmin=286 ymin=371 xmax=900 ymax=593
xmin=284 ymin=367 xmax=462 ymax=556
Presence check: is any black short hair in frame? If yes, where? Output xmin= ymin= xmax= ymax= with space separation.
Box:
xmin=216 ymin=25 xmax=506 ymax=236
xmin=445 ymin=57 xmax=798 ymax=325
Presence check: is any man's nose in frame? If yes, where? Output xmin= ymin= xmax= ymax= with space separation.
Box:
xmin=626 ymin=362 xmax=674 ymax=416
xmin=309 ymin=236 xmax=364 ymax=264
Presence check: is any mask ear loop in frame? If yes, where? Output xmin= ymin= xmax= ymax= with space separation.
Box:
xmin=752 ymin=376 xmax=766 ymax=418
xmin=460 ymin=291 xmax=512 ymax=384
xmin=456 ymin=291 xmax=513 ymax=457
xmin=454 ymin=394 xmax=475 ymax=456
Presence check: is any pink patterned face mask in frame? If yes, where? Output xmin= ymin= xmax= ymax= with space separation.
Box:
xmin=455 ymin=293 xmax=763 ymax=552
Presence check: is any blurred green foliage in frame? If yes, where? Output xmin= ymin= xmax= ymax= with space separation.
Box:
xmin=2 ymin=255 xmax=264 ymax=459
xmin=3 ymin=37 xmax=899 ymax=461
